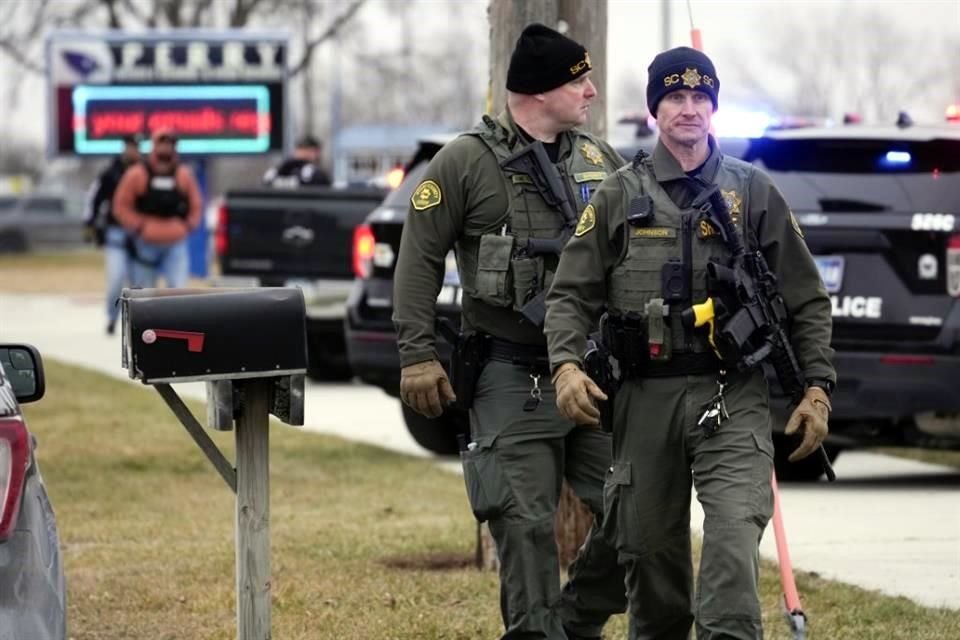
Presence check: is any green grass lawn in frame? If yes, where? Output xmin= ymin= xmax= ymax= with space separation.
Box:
xmin=21 ymin=360 xmax=960 ymax=639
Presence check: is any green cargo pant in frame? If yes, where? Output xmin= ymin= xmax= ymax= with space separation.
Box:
xmin=463 ymin=359 xmax=627 ymax=640
xmin=606 ymin=369 xmax=774 ymax=640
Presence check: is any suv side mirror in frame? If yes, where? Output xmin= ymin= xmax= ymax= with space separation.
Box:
xmin=0 ymin=344 xmax=45 ymax=403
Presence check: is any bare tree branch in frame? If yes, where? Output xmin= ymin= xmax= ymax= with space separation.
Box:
xmin=0 ymin=0 xmax=52 ymax=75
xmin=101 ymin=0 xmax=124 ymax=29
xmin=230 ymin=0 xmax=266 ymax=27
xmin=189 ymin=0 xmax=216 ymax=27
xmin=120 ymin=0 xmax=156 ymax=27
xmin=161 ymin=0 xmax=185 ymax=27
xmin=0 ymin=39 xmax=45 ymax=74
xmin=288 ymin=0 xmax=368 ymax=77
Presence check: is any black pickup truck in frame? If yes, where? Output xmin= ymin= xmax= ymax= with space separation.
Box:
xmin=215 ymin=185 xmax=386 ymax=379
xmin=346 ymin=124 xmax=960 ymax=480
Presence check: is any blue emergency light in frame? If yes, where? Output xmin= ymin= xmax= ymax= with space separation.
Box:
xmin=881 ymin=150 xmax=912 ymax=167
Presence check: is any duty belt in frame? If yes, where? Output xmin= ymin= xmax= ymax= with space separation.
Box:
xmin=486 ymin=336 xmax=551 ymax=374
xmin=601 ymin=315 xmax=719 ymax=378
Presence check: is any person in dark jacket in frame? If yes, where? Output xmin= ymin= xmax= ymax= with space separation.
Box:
xmin=82 ymin=134 xmax=141 ymax=334
xmin=262 ymin=135 xmax=332 ymax=187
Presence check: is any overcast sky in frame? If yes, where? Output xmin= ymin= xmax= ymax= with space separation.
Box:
xmin=1 ymin=0 xmax=958 ymax=148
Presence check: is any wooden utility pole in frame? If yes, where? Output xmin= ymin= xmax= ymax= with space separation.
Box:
xmin=483 ymin=0 xmax=609 ymax=570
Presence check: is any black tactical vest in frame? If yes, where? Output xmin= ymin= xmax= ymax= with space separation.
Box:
xmin=135 ymin=162 xmax=189 ymax=219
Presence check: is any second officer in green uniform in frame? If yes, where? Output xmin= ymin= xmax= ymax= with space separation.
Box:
xmin=393 ymin=24 xmax=627 ymax=640
xmin=545 ymin=47 xmax=836 ymax=639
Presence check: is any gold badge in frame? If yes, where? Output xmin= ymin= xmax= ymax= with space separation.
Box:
xmin=681 ymin=67 xmax=702 ymax=89
xmin=721 ymin=189 xmax=742 ymax=219
xmin=580 ymin=142 xmax=605 ymax=167
xmin=789 ymin=210 xmax=804 ymax=238
xmin=574 ymin=204 xmax=596 ymax=237
xmin=698 ymin=219 xmax=718 ymax=239
xmin=411 ymin=180 xmax=442 ymax=211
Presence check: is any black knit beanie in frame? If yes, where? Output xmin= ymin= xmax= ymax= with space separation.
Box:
xmin=646 ymin=47 xmax=719 ymax=116
xmin=506 ymin=23 xmax=592 ymax=94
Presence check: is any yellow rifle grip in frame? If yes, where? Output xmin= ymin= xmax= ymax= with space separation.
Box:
xmin=690 ymin=298 xmax=722 ymax=359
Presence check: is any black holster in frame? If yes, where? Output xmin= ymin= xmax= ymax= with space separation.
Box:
xmin=583 ymin=337 xmax=618 ymax=433
xmin=437 ymin=318 xmax=488 ymax=410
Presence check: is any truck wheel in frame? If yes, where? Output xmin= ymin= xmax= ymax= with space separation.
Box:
xmin=773 ymin=432 xmax=841 ymax=482
xmin=401 ymin=404 xmax=466 ymax=456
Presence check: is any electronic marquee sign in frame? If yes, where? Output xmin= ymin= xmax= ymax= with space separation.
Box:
xmin=46 ymin=30 xmax=289 ymax=156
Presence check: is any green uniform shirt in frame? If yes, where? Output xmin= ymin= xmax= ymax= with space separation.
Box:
xmin=394 ymin=111 xmax=624 ymax=368
xmin=545 ymin=137 xmax=836 ymax=383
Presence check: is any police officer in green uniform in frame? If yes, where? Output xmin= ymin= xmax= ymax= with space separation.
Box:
xmin=544 ymin=47 xmax=836 ymax=639
xmin=393 ymin=23 xmax=627 ymax=640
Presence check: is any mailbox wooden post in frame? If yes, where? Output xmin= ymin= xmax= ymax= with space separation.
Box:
xmin=121 ymin=287 xmax=307 ymax=639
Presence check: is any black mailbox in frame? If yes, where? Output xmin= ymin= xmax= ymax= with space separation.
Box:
xmin=122 ymin=287 xmax=306 ymax=383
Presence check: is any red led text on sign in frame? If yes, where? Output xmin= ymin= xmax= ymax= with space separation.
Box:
xmin=83 ymin=107 xmax=269 ymax=139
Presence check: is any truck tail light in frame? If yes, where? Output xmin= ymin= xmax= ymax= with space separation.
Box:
xmin=947 ymin=234 xmax=960 ymax=297
xmin=353 ymin=224 xmax=376 ymax=279
xmin=214 ymin=202 xmax=229 ymax=258
xmin=0 ymin=417 xmax=29 ymax=542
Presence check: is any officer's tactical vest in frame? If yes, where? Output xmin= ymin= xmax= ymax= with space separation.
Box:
xmin=458 ymin=114 xmax=610 ymax=312
xmin=608 ymin=154 xmax=755 ymax=353
xmin=135 ymin=162 xmax=189 ymax=219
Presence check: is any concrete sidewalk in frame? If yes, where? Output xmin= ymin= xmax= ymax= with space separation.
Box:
xmin=3 ymin=292 xmax=958 ymax=610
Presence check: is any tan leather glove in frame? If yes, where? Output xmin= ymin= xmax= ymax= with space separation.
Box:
xmin=400 ymin=359 xmax=456 ymax=418
xmin=784 ymin=386 xmax=831 ymax=462
xmin=553 ymin=362 xmax=607 ymax=427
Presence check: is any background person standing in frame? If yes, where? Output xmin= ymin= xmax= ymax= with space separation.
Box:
xmin=82 ymin=134 xmax=141 ymax=334
xmin=113 ymin=129 xmax=203 ymax=289
xmin=262 ymin=135 xmax=332 ymax=188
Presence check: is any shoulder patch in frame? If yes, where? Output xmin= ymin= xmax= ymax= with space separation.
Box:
xmin=411 ymin=180 xmax=442 ymax=211
xmin=575 ymin=204 xmax=596 ymax=237
xmin=789 ymin=210 xmax=804 ymax=238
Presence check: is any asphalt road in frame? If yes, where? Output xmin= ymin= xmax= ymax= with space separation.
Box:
xmin=2 ymin=292 xmax=958 ymax=610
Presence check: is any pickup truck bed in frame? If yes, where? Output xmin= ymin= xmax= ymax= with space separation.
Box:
xmin=217 ymin=185 xmax=386 ymax=379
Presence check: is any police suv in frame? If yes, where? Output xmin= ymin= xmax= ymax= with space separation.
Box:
xmin=345 ymin=120 xmax=960 ymax=481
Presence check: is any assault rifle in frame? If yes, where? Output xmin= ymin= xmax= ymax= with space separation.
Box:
xmin=685 ymin=183 xmax=836 ymax=481
xmin=500 ymin=141 xmax=580 ymax=326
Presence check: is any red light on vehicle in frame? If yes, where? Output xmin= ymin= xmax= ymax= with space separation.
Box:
xmin=946 ymin=104 xmax=960 ymax=122
xmin=0 ymin=417 xmax=29 ymax=542
xmin=879 ymin=355 xmax=935 ymax=365
xmin=352 ymin=224 xmax=376 ymax=279
xmin=214 ymin=202 xmax=228 ymax=257
xmin=386 ymin=167 xmax=405 ymax=190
